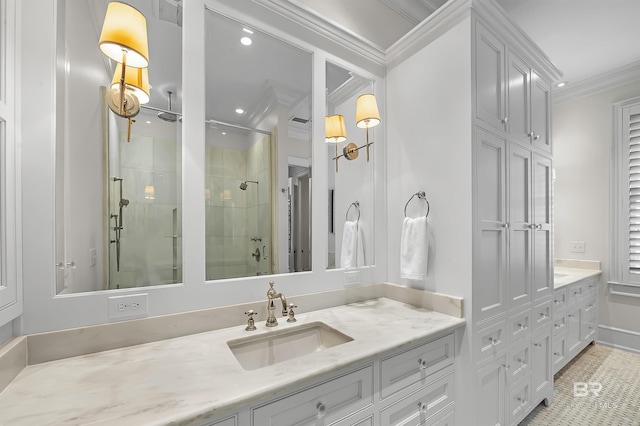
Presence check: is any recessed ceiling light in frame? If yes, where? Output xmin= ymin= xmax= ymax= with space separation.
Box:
xmin=235 ymin=108 xmax=245 ymax=114
xmin=242 ymin=28 xmax=253 ymax=34
xmin=222 ymin=132 xmax=226 ymax=135
xmin=146 ymin=120 xmax=151 ymax=124
xmin=556 ymin=81 xmax=567 ymax=88
xmin=240 ymin=37 xmax=252 ymax=46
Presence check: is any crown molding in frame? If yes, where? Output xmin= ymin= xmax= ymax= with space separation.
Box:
xmin=252 ymin=0 xmax=386 ymax=66
xmin=553 ymin=60 xmax=640 ymax=104
xmin=386 ymin=0 xmax=472 ymax=70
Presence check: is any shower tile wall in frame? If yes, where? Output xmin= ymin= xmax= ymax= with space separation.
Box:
xmin=111 ymin=133 xmax=183 ymax=289
xmin=205 ymin=135 xmax=271 ymax=280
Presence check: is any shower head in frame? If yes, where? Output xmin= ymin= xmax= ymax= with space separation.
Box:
xmin=239 ymin=180 xmax=258 ymax=190
xmin=158 ymin=91 xmax=179 ymax=122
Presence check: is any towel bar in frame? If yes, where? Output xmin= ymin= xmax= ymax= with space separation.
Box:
xmin=404 ymin=191 xmax=430 ymax=218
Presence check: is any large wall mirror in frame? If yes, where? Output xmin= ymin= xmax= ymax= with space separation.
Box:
xmin=326 ymin=61 xmax=376 ymax=270
xmin=204 ymin=8 xmax=312 ymax=280
xmin=55 ymin=0 xmax=183 ymax=293
xmin=54 ymin=1 xmax=314 ymax=295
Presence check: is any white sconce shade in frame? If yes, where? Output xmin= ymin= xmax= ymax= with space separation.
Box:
xmin=144 ymin=185 xmax=155 ymax=200
xmin=355 ymin=94 xmax=380 ymax=129
xmin=111 ymin=64 xmax=150 ymax=104
xmin=325 ymin=114 xmax=347 ymax=143
xmin=99 ymin=2 xmax=150 ymax=68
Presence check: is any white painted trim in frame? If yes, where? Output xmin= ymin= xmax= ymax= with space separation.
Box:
xmin=554 ymin=61 xmax=640 ymax=104
xmin=608 ymin=281 xmax=640 ymax=298
xmin=252 ymin=0 xmax=386 ymax=65
xmin=597 ymin=325 xmax=640 ymax=355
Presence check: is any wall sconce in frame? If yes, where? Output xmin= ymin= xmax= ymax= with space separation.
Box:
xmin=99 ymin=2 xmax=150 ymax=140
xmin=144 ymin=185 xmax=155 ymax=200
xmin=325 ymin=114 xmax=347 ymax=172
xmin=326 ymin=94 xmax=381 ymax=172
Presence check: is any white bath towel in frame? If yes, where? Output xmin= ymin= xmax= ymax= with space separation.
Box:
xmin=340 ymin=220 xmax=365 ymax=269
xmin=400 ymin=216 xmax=428 ymax=280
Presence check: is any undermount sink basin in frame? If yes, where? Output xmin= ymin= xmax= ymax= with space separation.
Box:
xmin=554 ymin=273 xmax=569 ymax=279
xmin=227 ymin=321 xmax=353 ymax=371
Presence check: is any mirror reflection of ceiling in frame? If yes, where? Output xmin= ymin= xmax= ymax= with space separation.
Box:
xmin=293 ymin=0 xmax=448 ymax=49
xmin=204 ymin=8 xmax=312 ymax=132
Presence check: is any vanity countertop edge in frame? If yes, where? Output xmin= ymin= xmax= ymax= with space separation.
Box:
xmin=0 ymin=297 xmax=465 ymax=426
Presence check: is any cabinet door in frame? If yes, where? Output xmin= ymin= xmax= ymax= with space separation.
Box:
xmin=474 ymin=128 xmax=508 ymax=323
xmin=566 ymin=305 xmax=582 ymax=357
xmin=475 ymin=354 xmax=507 ymax=426
xmin=532 ymin=330 xmax=553 ymax=404
xmin=531 ymin=71 xmax=551 ymax=153
xmin=508 ymin=144 xmax=533 ymax=312
xmin=507 ymin=53 xmax=531 ymax=144
xmin=475 ymin=20 xmax=506 ymax=132
xmin=532 ymin=155 xmax=553 ymax=300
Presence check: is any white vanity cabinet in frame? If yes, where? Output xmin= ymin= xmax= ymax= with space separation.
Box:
xmin=203 ymin=333 xmax=456 ymax=426
xmin=552 ymin=276 xmax=599 ymax=374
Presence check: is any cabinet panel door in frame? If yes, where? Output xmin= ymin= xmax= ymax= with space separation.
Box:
xmin=531 ymin=71 xmax=551 ymax=153
xmin=507 ymin=53 xmax=530 ymax=144
xmin=567 ymin=305 xmax=582 ymax=356
xmin=474 ymin=129 xmax=507 ymax=323
xmin=475 ymin=354 xmax=507 ymax=426
xmin=475 ymin=21 xmax=506 ymax=132
xmin=532 ymin=155 xmax=553 ymax=300
xmin=532 ymin=330 xmax=552 ymax=404
xmin=553 ymin=334 xmax=567 ymax=374
xmin=508 ymin=144 xmax=532 ymax=312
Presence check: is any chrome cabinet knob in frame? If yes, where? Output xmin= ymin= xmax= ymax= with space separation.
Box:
xmin=316 ymin=402 xmax=326 ymax=417
xmin=418 ymin=358 xmax=428 ymax=370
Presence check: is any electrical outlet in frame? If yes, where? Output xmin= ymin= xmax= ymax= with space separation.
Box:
xmin=344 ymin=270 xmax=361 ymax=287
xmin=108 ymin=293 xmax=148 ymax=320
xmin=570 ymin=241 xmax=586 ymax=253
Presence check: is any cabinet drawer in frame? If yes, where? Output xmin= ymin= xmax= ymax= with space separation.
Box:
xmin=380 ymin=372 xmax=455 ymax=426
xmin=533 ymin=299 xmax=552 ymax=330
xmin=508 ymin=339 xmax=531 ymax=386
xmin=424 ymin=403 xmax=455 ymax=426
xmin=474 ymin=319 xmax=507 ymax=362
xmin=380 ymin=334 xmax=454 ymax=400
xmin=508 ymin=376 xmax=532 ymax=426
xmin=582 ymin=310 xmax=597 ymax=342
xmin=207 ymin=416 xmax=236 ymax=426
xmin=553 ymin=334 xmax=567 ymax=374
xmin=584 ymin=298 xmax=597 ymax=316
xmin=509 ymin=309 xmax=531 ymax=343
xmin=584 ymin=279 xmax=598 ymax=299
xmin=552 ymin=313 xmax=566 ymax=335
xmin=252 ymin=365 xmax=373 ymax=425
xmin=552 ymin=288 xmax=567 ymax=313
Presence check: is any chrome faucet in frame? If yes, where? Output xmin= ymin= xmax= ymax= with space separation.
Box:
xmin=266 ymin=280 xmax=287 ymax=327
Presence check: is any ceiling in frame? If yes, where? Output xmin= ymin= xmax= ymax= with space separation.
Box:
xmin=298 ymin=0 xmax=640 ymax=89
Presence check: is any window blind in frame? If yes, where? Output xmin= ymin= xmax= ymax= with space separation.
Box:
xmin=629 ymin=111 xmax=640 ymax=273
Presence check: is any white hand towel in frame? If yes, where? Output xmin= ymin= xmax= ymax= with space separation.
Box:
xmin=340 ymin=220 xmax=365 ymax=269
xmin=400 ymin=216 xmax=428 ymax=280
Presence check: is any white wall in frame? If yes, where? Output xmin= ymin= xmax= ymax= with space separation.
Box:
xmin=553 ymin=80 xmax=640 ymax=335
xmin=0 ymin=322 xmax=11 ymax=346
xmin=386 ymin=18 xmax=473 ymax=300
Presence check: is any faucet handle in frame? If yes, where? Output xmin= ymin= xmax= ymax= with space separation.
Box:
xmin=287 ymin=303 xmax=298 ymax=323
xmin=244 ymin=309 xmax=258 ymax=331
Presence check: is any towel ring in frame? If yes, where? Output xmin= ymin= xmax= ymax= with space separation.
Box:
xmin=404 ymin=191 xmax=430 ymax=218
xmin=346 ymin=201 xmax=360 ymax=222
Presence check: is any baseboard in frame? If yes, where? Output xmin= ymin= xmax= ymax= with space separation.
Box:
xmin=597 ymin=325 xmax=640 ymax=354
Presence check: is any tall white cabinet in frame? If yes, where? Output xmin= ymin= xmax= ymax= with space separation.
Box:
xmin=473 ymin=15 xmax=556 ymax=426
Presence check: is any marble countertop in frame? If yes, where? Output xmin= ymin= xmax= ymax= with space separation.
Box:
xmin=0 ymin=298 xmax=465 ymax=426
xmin=554 ymin=267 xmax=602 ymax=290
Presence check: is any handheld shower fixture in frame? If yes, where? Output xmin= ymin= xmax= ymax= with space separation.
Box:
xmin=239 ymin=180 xmax=258 ymax=190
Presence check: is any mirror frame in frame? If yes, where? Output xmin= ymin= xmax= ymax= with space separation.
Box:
xmin=18 ymin=0 xmax=387 ymax=334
